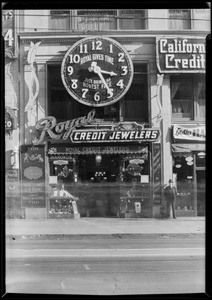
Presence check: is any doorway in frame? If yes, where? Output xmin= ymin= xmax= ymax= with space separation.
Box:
xmin=78 ymin=154 xmax=120 ymax=217
xmin=196 ymin=170 xmax=205 ymax=216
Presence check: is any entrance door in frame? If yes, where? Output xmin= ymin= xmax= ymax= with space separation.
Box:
xmin=78 ymin=155 xmax=120 ymax=217
xmin=196 ymin=170 xmax=205 ymax=216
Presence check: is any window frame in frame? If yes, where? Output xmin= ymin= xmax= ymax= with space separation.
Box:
xmin=171 ymin=74 xmax=205 ymax=123
xmin=168 ymin=9 xmax=191 ymax=30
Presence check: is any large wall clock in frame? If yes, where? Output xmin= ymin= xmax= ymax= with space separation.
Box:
xmin=61 ymin=36 xmax=134 ymax=107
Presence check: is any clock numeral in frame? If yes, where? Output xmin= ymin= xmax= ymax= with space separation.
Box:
xmin=109 ymin=44 xmax=113 ymax=53
xmin=79 ymin=43 xmax=88 ymax=54
xmin=94 ymin=92 xmax=100 ymax=102
xmin=67 ymin=66 xmax=73 ymax=76
xmin=118 ymin=53 xmax=125 ymax=62
xmin=121 ymin=66 xmax=128 ymax=75
xmin=91 ymin=40 xmax=102 ymax=51
xmin=116 ymin=79 xmax=124 ymax=89
xmin=107 ymin=89 xmax=114 ymax=99
xmin=69 ymin=54 xmax=80 ymax=64
xmin=71 ymin=79 xmax=78 ymax=89
xmin=82 ymin=88 xmax=88 ymax=98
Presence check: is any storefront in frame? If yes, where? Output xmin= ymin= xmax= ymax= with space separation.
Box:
xmin=156 ymin=36 xmax=206 ymax=217
xmin=33 ymin=110 xmax=160 ymax=218
xmin=171 ymin=124 xmax=205 ymax=216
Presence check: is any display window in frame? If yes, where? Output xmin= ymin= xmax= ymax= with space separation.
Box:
xmin=172 ymin=153 xmax=205 ymax=216
xmin=48 ymin=149 xmax=150 ymax=218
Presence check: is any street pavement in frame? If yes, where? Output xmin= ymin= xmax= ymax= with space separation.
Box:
xmin=5 ymin=217 xmax=205 ymax=237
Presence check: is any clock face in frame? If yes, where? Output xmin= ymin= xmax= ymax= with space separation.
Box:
xmin=61 ymin=36 xmax=134 ymax=107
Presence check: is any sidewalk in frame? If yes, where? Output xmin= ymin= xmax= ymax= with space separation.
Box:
xmin=5 ymin=217 xmax=205 ymax=237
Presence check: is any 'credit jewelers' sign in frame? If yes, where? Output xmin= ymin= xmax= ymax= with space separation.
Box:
xmin=156 ymin=37 xmax=206 ymax=73
xmin=172 ymin=124 xmax=205 ymax=142
xmin=33 ymin=110 xmax=160 ymax=144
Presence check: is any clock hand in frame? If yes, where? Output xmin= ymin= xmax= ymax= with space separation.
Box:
xmin=100 ymin=70 xmax=117 ymax=76
xmin=93 ymin=65 xmax=112 ymax=93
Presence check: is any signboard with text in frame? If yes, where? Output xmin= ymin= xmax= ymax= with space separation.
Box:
xmin=20 ymin=145 xmax=46 ymax=208
xmin=33 ymin=109 xmax=160 ymax=145
xmin=2 ymin=10 xmax=17 ymax=58
xmin=172 ymin=124 xmax=205 ymax=142
xmin=156 ymin=37 xmax=206 ymax=73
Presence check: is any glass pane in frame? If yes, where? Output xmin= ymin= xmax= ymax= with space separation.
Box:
xmin=76 ymin=9 xmax=117 ymax=30
xmin=49 ymin=10 xmax=70 ymax=30
xmin=169 ymin=9 xmax=191 ymax=29
xmin=171 ymin=78 xmax=192 ymax=118
xmin=119 ymin=9 xmax=145 ymax=29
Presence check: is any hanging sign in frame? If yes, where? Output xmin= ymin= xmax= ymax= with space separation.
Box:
xmin=34 ymin=110 xmax=160 ymax=144
xmin=172 ymin=124 xmax=205 ymax=141
xmin=156 ymin=37 xmax=206 ymax=73
xmin=20 ymin=145 xmax=46 ymax=208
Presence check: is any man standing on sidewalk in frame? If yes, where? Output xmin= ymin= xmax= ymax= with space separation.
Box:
xmin=164 ymin=179 xmax=177 ymax=219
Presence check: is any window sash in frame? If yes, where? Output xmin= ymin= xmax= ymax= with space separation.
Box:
xmin=168 ymin=9 xmax=191 ymax=29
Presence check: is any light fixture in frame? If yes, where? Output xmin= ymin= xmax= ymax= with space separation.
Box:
xmin=185 ymin=156 xmax=193 ymax=162
xmin=175 ymin=164 xmax=182 ymax=168
xmin=187 ymin=161 xmax=193 ymax=166
xmin=95 ymin=154 xmax=102 ymax=164
xmin=197 ymin=152 xmax=206 ymax=159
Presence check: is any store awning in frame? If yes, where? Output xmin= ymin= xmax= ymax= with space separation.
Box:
xmin=171 ymin=143 xmax=205 ymax=154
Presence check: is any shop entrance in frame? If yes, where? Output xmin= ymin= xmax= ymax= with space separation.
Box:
xmin=196 ymin=170 xmax=205 ymax=216
xmin=78 ymin=154 xmax=120 ymax=217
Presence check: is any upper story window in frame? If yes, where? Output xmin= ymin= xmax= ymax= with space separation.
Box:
xmin=50 ymin=10 xmax=70 ymax=30
xmin=49 ymin=9 xmax=146 ymax=31
xmin=168 ymin=9 xmax=191 ymax=29
xmin=171 ymin=75 xmax=205 ymax=122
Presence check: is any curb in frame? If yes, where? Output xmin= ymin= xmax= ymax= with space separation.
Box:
xmin=6 ymin=233 xmax=205 ymax=241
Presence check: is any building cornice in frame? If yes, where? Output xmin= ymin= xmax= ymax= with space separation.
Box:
xmin=19 ymin=30 xmax=210 ymax=44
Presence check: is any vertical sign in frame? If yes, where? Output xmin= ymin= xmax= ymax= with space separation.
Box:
xmin=152 ymin=143 xmax=162 ymax=205
xmin=20 ymin=145 xmax=46 ymax=208
xmin=5 ymin=169 xmax=21 ymax=217
xmin=2 ymin=9 xmax=16 ymax=58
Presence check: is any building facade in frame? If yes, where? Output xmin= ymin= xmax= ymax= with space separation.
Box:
xmin=4 ymin=9 xmax=209 ymax=219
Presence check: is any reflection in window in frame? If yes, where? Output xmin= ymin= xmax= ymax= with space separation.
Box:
xmin=168 ymin=9 xmax=191 ymax=29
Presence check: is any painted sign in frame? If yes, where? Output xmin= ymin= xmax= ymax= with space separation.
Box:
xmin=6 ymin=169 xmax=19 ymax=197
xmin=171 ymin=143 xmax=205 ymax=153
xmin=34 ymin=110 xmax=160 ymax=144
xmin=2 ymin=10 xmax=16 ymax=58
xmin=152 ymin=143 xmax=162 ymax=205
xmin=48 ymin=145 xmax=149 ymax=157
xmin=20 ymin=145 xmax=46 ymax=208
xmin=156 ymin=37 xmax=206 ymax=73
xmin=172 ymin=124 xmax=205 ymax=142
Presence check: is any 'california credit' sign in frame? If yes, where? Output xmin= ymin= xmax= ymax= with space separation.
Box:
xmin=156 ymin=37 xmax=206 ymax=73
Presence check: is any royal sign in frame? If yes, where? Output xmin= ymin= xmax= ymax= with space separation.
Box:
xmin=156 ymin=37 xmax=206 ymax=73
xmin=172 ymin=124 xmax=205 ymax=142
xmin=33 ymin=110 xmax=160 ymax=144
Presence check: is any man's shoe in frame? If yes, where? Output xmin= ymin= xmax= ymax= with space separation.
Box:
xmin=173 ymin=217 xmax=176 ymax=219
